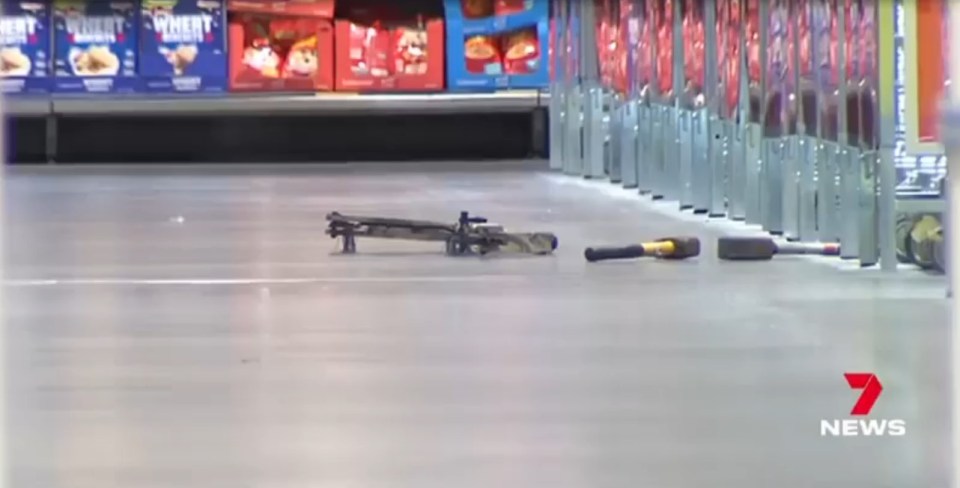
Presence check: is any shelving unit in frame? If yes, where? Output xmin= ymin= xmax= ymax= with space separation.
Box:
xmin=5 ymin=90 xmax=545 ymax=117
xmin=4 ymin=90 xmax=549 ymax=164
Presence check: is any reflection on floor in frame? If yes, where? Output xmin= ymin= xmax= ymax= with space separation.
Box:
xmin=2 ymin=161 xmax=950 ymax=488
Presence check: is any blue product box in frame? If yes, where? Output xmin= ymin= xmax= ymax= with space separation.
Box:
xmin=140 ymin=0 xmax=226 ymax=93
xmin=445 ymin=19 xmax=508 ymax=92
xmin=442 ymin=0 xmax=504 ymax=37
xmin=442 ymin=0 xmax=548 ymax=34
xmin=505 ymin=19 xmax=548 ymax=89
xmin=0 ymin=1 xmax=51 ymax=94
xmin=53 ymin=0 xmax=140 ymax=94
xmin=501 ymin=0 xmax=548 ymax=31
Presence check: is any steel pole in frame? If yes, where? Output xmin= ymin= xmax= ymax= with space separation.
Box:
xmin=947 ymin=3 xmax=960 ymax=488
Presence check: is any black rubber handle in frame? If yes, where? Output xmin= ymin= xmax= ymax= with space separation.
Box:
xmin=584 ymin=245 xmax=646 ymax=262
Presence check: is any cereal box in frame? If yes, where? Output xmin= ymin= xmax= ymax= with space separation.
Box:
xmin=0 ymin=1 xmax=51 ymax=94
xmin=140 ymin=0 xmax=227 ymax=93
xmin=53 ymin=0 xmax=140 ymax=93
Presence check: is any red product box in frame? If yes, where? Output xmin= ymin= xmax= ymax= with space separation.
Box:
xmin=227 ymin=0 xmax=335 ymax=92
xmin=494 ymin=0 xmax=527 ymax=16
xmin=335 ymin=4 xmax=444 ymax=92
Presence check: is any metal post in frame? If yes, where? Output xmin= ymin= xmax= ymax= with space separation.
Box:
xmin=621 ymin=4 xmax=640 ymax=191
xmin=728 ymin=0 xmax=748 ymax=220
xmin=945 ymin=2 xmax=960 ymax=484
xmin=563 ymin=0 xmax=585 ymax=176
xmin=761 ymin=0 xmax=786 ymax=234
xmin=582 ymin=0 xmax=606 ymax=178
xmin=704 ymin=0 xmax=725 ymax=216
xmin=673 ymin=0 xmax=689 ymax=206
xmin=837 ymin=1 xmax=860 ymax=259
xmin=549 ymin=0 xmax=567 ymax=171
xmin=779 ymin=0 xmax=800 ymax=239
xmin=610 ymin=92 xmax=624 ymax=182
xmin=796 ymin=1 xmax=817 ymax=241
xmin=815 ymin=0 xmax=838 ymax=243
xmin=744 ymin=0 xmax=763 ymax=225
xmin=876 ymin=0 xmax=898 ymax=270
xmin=651 ymin=0 xmax=668 ymax=199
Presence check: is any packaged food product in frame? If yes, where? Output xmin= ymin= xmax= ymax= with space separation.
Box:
xmin=494 ymin=0 xmax=529 ymax=16
xmin=464 ymin=34 xmax=500 ymax=74
xmin=335 ymin=4 xmax=443 ymax=92
xmin=0 ymin=1 xmax=51 ymax=94
xmin=141 ymin=0 xmax=227 ymax=93
xmin=461 ymin=0 xmax=494 ymax=19
xmin=502 ymin=28 xmax=538 ymax=74
xmin=53 ymin=0 xmax=139 ymax=93
xmin=227 ymin=0 xmax=334 ymax=92
xmin=395 ymin=23 xmax=428 ymax=76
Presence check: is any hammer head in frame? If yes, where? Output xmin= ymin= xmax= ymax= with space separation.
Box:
xmin=659 ymin=237 xmax=701 ymax=259
xmin=717 ymin=236 xmax=777 ymax=260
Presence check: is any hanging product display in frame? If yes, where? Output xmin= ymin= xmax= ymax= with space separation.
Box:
xmin=656 ymin=0 xmax=672 ymax=98
xmin=636 ymin=0 xmax=651 ymax=92
xmin=724 ymin=0 xmax=740 ymax=118
xmin=765 ymin=0 xmax=787 ymax=132
xmin=682 ymin=0 xmax=704 ymax=100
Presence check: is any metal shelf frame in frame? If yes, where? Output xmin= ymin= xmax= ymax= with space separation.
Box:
xmin=4 ymin=90 xmax=548 ymax=163
xmin=549 ymin=0 xmax=903 ymax=271
xmin=5 ymin=90 xmax=544 ymax=117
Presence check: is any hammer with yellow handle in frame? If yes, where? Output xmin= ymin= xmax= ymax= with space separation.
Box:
xmin=584 ymin=237 xmax=701 ymax=262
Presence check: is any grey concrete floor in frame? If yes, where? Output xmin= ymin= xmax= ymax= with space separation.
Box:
xmin=1 ymin=161 xmax=952 ymax=488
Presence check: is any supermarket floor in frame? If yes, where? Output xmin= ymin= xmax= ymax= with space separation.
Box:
xmin=2 ymin=161 xmax=952 ymax=488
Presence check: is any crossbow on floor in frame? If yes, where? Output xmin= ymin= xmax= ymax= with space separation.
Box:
xmin=326 ymin=211 xmax=558 ymax=256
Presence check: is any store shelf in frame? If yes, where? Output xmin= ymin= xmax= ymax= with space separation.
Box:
xmin=3 ymin=98 xmax=52 ymax=117
xmin=50 ymin=91 xmax=543 ymax=116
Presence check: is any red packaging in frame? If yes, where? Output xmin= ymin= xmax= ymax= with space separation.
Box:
xmin=502 ymin=28 xmax=540 ymax=75
xmin=725 ymin=0 xmax=741 ymax=114
xmin=494 ymin=0 xmax=528 ymax=16
xmin=464 ymin=35 xmax=501 ymax=73
xmin=657 ymin=0 xmax=674 ymax=96
xmin=335 ymin=4 xmax=445 ymax=92
xmin=393 ymin=17 xmax=445 ymax=90
xmin=798 ymin=0 xmax=811 ymax=77
xmin=548 ymin=18 xmax=555 ymax=79
xmin=844 ymin=0 xmax=860 ymax=81
xmin=227 ymin=0 xmax=335 ymax=92
xmin=611 ymin=0 xmax=631 ymax=94
xmin=682 ymin=0 xmax=704 ymax=93
xmin=462 ymin=0 xmax=494 ymax=18
xmin=638 ymin=0 xmax=653 ymax=87
xmin=746 ymin=0 xmax=760 ymax=85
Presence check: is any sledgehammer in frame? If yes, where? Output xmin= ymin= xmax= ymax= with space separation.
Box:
xmin=717 ymin=236 xmax=841 ymax=260
xmin=584 ymin=237 xmax=701 ymax=262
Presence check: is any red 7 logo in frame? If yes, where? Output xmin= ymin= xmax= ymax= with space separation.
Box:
xmin=844 ymin=372 xmax=883 ymax=416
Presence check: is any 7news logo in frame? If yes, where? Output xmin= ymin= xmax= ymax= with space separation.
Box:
xmin=820 ymin=373 xmax=907 ymax=437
